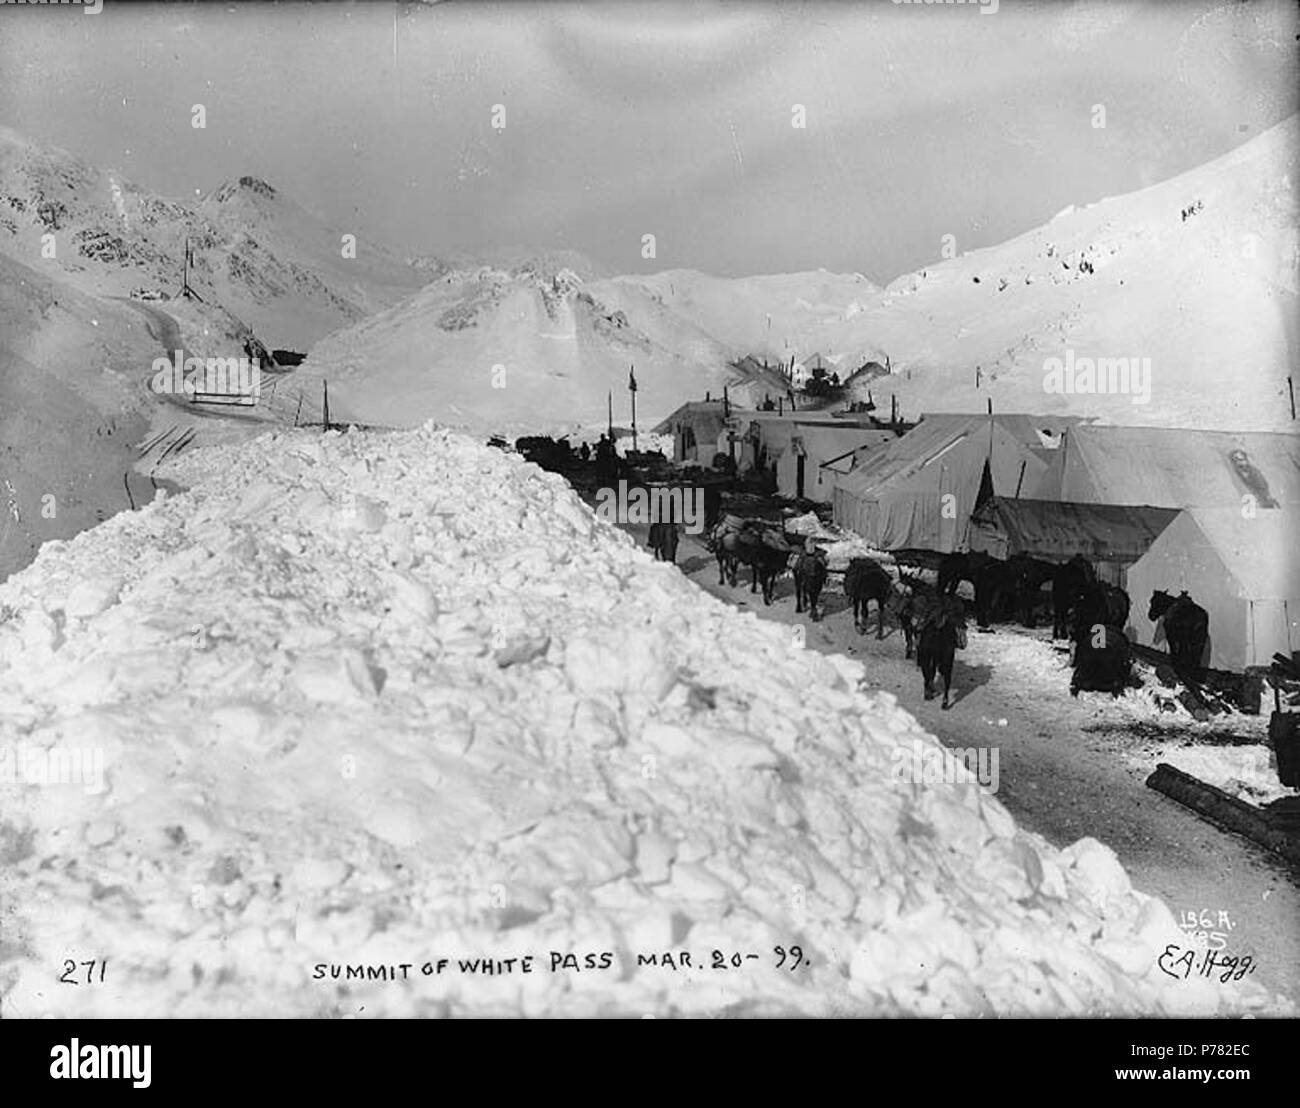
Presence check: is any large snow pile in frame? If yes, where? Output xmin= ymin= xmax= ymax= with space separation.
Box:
xmin=0 ymin=425 xmax=1284 ymax=1017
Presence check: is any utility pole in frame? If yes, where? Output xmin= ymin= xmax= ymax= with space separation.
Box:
xmin=628 ymin=366 xmax=638 ymax=454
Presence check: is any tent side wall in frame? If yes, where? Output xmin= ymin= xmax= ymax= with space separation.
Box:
xmin=773 ymin=429 xmax=892 ymax=503
xmin=1125 ymin=514 xmax=1247 ymax=671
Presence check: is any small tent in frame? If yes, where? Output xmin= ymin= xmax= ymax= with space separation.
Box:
xmin=775 ymin=424 xmax=895 ymax=502
xmin=652 ymin=400 xmax=739 ymax=465
xmin=831 ymin=413 xmax=1081 ymax=552
xmin=1125 ymin=508 xmax=1300 ymax=672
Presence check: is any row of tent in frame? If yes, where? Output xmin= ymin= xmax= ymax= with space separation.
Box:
xmin=655 ymin=401 xmax=1300 ymax=672
xmin=652 ymin=401 xmax=902 ymax=501
xmin=829 ymin=415 xmax=1300 ymax=673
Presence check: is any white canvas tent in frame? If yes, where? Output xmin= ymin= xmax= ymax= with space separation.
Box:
xmin=1125 ymin=508 xmax=1300 ymax=672
xmin=1032 ymin=426 xmax=1300 ymax=509
xmin=831 ymin=413 xmax=1081 ymax=552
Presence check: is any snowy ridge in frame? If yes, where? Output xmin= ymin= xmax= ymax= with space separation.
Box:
xmin=288 ymin=264 xmax=756 ymax=435
xmin=607 ymin=118 xmax=1299 ymax=431
xmin=0 ymin=426 xmax=1285 ymax=1016
xmin=0 ymin=128 xmax=431 ymax=351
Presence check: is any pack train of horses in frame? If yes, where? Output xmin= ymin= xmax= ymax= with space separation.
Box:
xmin=648 ymin=513 xmax=1213 ymax=709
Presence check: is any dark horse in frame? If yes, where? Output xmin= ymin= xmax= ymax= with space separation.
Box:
xmin=707 ymin=517 xmax=747 ymax=586
xmin=747 ymin=542 xmax=790 ymax=605
xmin=1052 ymin=555 xmax=1096 ymax=640
xmin=887 ymin=575 xmax=934 ymax=660
xmin=844 ymin=557 xmax=894 ymax=637
xmin=972 ymin=554 xmax=1054 ymax=629
xmin=937 ymin=550 xmax=994 ymax=596
xmin=1069 ymin=581 xmax=1133 ymax=696
xmin=648 ymin=521 xmax=679 ymax=563
xmin=916 ymin=594 xmax=968 ymax=709
xmin=1148 ymin=590 xmax=1209 ymax=685
xmin=1070 ymin=622 xmax=1132 ymax=697
xmin=793 ymin=548 xmax=829 ymax=621
xmin=709 ymin=519 xmax=790 ymax=604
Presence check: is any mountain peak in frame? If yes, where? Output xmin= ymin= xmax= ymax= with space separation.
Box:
xmin=209 ymin=175 xmax=279 ymax=205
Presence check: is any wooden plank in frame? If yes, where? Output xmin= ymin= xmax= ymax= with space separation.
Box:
xmin=192 ymin=392 xmax=257 ymax=406
xmin=1146 ymin=762 xmax=1300 ymax=867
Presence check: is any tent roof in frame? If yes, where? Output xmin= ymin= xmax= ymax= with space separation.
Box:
xmin=968 ymin=497 xmax=1179 ymax=562
xmin=791 ymin=425 xmax=896 ymax=467
xmin=1181 ymin=508 xmax=1300 ymax=600
xmin=836 ymin=413 xmax=1074 ymax=500
xmin=650 ymin=400 xmax=739 ymax=437
xmin=1034 ymin=425 xmax=1300 ymax=508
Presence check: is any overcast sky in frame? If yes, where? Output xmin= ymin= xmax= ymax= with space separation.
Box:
xmin=1 ymin=0 xmax=1296 ymax=282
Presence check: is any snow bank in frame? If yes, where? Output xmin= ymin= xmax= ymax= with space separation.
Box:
xmin=0 ymin=425 xmax=1284 ymax=1017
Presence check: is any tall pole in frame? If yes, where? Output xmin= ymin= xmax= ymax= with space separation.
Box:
xmin=607 ymin=390 xmax=613 ymax=440
xmin=628 ymin=365 xmax=637 ymax=453
xmin=1289 ymin=376 xmax=1296 ymax=420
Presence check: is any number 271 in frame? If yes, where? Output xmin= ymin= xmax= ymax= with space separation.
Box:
xmin=59 ymin=959 xmax=106 ymax=985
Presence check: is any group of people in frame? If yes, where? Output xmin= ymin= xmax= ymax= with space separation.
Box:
xmin=591 ymin=434 xmax=618 ymax=485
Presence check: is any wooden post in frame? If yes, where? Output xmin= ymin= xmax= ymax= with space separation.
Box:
xmin=294 ymin=393 xmax=303 ymax=428
xmin=1014 ymin=459 xmax=1026 ymax=498
xmin=608 ymin=390 xmax=613 ymax=440
xmin=1289 ymin=376 xmax=1296 ymax=420
xmin=322 ymin=380 xmax=330 ymax=432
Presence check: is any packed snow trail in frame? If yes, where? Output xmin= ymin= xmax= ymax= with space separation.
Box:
xmin=0 ymin=425 xmax=1286 ymax=1016
xmin=661 ymin=531 xmax=1300 ymax=1006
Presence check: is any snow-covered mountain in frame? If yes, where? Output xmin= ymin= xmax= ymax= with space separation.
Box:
xmin=0 ymin=250 xmax=162 ymax=582
xmin=608 ymin=117 xmax=1300 ymax=432
xmin=0 ymin=127 xmax=442 ymax=582
xmin=287 ymin=258 xmax=761 ymax=436
xmin=0 ymin=126 xmax=434 ymax=352
xmin=595 ymin=268 xmax=885 ymax=368
xmin=0 ymin=423 xmax=1283 ymax=1017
